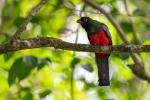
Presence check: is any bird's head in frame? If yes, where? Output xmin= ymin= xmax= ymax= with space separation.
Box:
xmin=77 ymin=17 xmax=101 ymax=34
xmin=77 ymin=17 xmax=91 ymax=27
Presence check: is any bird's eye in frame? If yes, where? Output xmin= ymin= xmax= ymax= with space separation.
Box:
xmin=83 ymin=18 xmax=88 ymax=22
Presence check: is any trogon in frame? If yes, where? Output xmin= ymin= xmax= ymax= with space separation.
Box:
xmin=77 ymin=17 xmax=112 ymax=86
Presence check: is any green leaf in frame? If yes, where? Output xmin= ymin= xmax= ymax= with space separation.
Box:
xmin=111 ymin=7 xmax=119 ymax=17
xmin=37 ymin=57 xmax=51 ymax=70
xmin=23 ymin=56 xmax=38 ymax=68
xmin=31 ymin=16 xmax=40 ymax=23
xmin=20 ymin=87 xmax=31 ymax=92
xmin=70 ymin=57 xmax=80 ymax=69
xmin=8 ymin=56 xmax=38 ymax=86
xmin=84 ymin=82 xmax=95 ymax=90
xmin=119 ymin=53 xmax=130 ymax=60
xmin=19 ymin=86 xmax=33 ymax=100
xmin=8 ymin=56 xmax=51 ymax=86
xmin=120 ymin=21 xmax=133 ymax=33
xmin=8 ymin=58 xmax=30 ymax=86
xmin=82 ymin=64 xmax=93 ymax=72
xmin=22 ymin=92 xmax=33 ymax=100
xmin=14 ymin=17 xmax=25 ymax=27
xmin=39 ymin=89 xmax=51 ymax=98
xmin=3 ymin=52 xmax=14 ymax=62
xmin=133 ymin=9 xmax=145 ymax=16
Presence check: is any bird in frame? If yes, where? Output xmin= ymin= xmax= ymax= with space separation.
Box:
xmin=77 ymin=17 xmax=112 ymax=86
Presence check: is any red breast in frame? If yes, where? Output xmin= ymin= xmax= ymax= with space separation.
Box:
xmin=89 ymin=31 xmax=110 ymax=58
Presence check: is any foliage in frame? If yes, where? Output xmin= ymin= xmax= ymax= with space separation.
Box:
xmin=0 ymin=0 xmax=150 ymax=100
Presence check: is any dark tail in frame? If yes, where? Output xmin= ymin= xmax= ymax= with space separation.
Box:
xmin=96 ymin=57 xmax=110 ymax=86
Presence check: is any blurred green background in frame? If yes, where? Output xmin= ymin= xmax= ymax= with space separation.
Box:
xmin=0 ymin=0 xmax=150 ymax=100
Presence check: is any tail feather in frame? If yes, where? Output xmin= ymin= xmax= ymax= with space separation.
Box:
xmin=96 ymin=57 xmax=110 ymax=86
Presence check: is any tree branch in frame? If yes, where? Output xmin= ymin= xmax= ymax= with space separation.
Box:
xmin=83 ymin=0 xmax=149 ymax=83
xmin=1 ymin=37 xmax=150 ymax=54
xmin=11 ymin=0 xmax=47 ymax=40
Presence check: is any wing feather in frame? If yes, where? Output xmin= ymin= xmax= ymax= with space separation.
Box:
xmin=101 ymin=23 xmax=112 ymax=45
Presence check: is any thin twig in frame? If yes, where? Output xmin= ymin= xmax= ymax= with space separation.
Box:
xmin=83 ymin=0 xmax=147 ymax=83
xmin=11 ymin=0 xmax=47 ymax=41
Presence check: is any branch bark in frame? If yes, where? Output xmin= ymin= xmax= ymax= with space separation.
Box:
xmin=83 ymin=0 xmax=150 ymax=83
xmin=1 ymin=37 xmax=150 ymax=54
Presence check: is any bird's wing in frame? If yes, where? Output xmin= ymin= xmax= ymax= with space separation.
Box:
xmin=101 ymin=23 xmax=112 ymax=45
